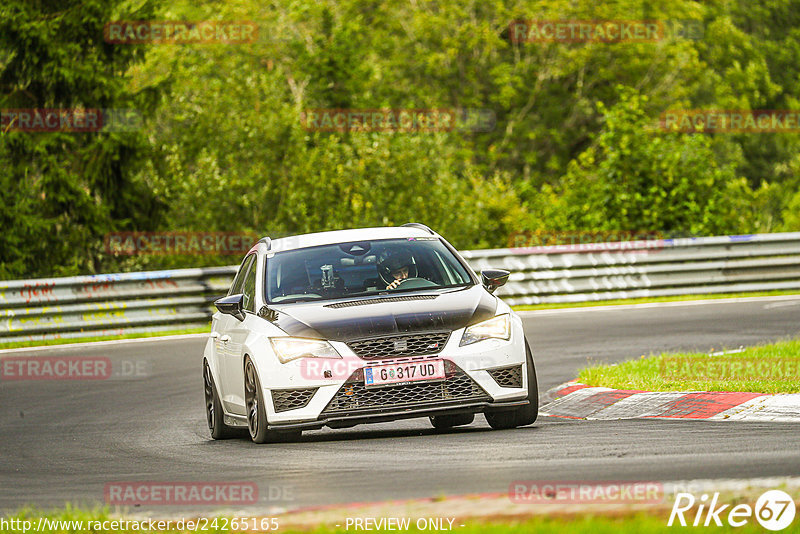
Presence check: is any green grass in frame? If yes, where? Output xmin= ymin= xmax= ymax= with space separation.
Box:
xmin=578 ymin=338 xmax=800 ymax=394
xmin=0 ymin=506 xmax=776 ymax=533
xmin=0 ymin=325 xmax=211 ymax=351
xmin=511 ymin=290 xmax=800 ymax=311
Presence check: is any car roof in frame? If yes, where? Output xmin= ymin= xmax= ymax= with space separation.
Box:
xmin=266 ymin=226 xmax=436 ymax=253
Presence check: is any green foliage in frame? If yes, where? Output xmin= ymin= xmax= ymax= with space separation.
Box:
xmin=782 ymin=189 xmax=800 ymax=230
xmin=4 ymin=0 xmax=800 ymax=278
xmin=0 ymin=0 xmax=162 ymax=278
xmin=133 ymin=0 xmax=524 ymax=256
xmin=539 ymin=87 xmax=752 ymax=235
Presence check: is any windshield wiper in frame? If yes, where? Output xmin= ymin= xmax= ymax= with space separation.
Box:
xmin=276 ymin=296 xmax=323 ymax=304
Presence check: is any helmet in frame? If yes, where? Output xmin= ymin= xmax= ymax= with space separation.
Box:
xmin=377 ymin=248 xmax=417 ymax=285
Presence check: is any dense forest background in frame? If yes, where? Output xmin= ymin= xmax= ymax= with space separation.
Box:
xmin=2 ymin=0 xmax=800 ymax=279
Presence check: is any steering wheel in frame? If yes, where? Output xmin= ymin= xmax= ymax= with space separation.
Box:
xmin=391 ymin=277 xmax=438 ymax=289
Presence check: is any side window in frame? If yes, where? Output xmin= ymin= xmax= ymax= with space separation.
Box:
xmin=242 ymin=257 xmax=258 ymax=312
xmin=229 ymin=254 xmax=255 ymax=296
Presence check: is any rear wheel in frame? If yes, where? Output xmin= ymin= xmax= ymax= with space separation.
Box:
xmin=430 ymin=413 xmax=475 ymax=429
xmin=203 ymin=361 xmax=239 ymax=439
xmin=485 ymin=339 xmax=538 ymax=430
xmin=244 ymin=358 xmax=302 ymax=444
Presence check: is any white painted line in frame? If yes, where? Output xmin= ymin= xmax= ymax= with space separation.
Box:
xmin=0 ymin=333 xmax=209 ymax=355
xmin=538 ymin=386 xmax=612 ymax=417
xmin=589 ymin=391 xmax=686 ymax=419
xmin=517 ymin=294 xmax=800 ymax=316
xmin=712 ymin=394 xmax=800 ymax=422
xmin=763 ymin=300 xmax=800 ymax=309
xmin=541 ymin=381 xmax=800 ymax=422
xmin=711 ymin=396 xmax=770 ymax=421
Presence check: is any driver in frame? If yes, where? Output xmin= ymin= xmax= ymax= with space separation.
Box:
xmin=377 ymin=249 xmax=418 ymax=290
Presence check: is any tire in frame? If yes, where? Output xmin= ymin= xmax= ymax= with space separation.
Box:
xmin=485 ymin=339 xmax=539 ymax=430
xmin=430 ymin=413 xmax=475 ymax=429
xmin=203 ymin=361 xmax=240 ymax=439
xmin=244 ymin=357 xmax=302 ymax=444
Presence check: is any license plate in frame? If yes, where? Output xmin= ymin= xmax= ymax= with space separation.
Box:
xmin=364 ymin=360 xmax=446 ymax=388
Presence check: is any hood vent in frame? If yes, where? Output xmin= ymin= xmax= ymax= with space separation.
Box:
xmin=324 ymin=294 xmax=438 ymax=309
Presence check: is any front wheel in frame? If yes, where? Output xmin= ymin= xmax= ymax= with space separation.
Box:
xmin=485 ymin=339 xmax=538 ymax=430
xmin=244 ymin=358 xmax=302 ymax=444
xmin=204 ymin=361 xmax=239 ymax=439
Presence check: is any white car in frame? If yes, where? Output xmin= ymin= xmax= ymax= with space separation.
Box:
xmin=202 ymin=224 xmax=538 ymax=443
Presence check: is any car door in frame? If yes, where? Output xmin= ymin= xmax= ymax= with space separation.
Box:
xmin=215 ymin=253 xmax=255 ymax=415
xmin=220 ymin=253 xmax=260 ymax=414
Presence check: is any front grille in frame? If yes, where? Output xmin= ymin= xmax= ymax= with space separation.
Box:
xmin=487 ymin=365 xmax=523 ymax=388
xmin=347 ymin=332 xmax=450 ymax=360
xmin=325 ymin=295 xmax=437 ymax=309
xmin=321 ymin=360 xmax=490 ymax=416
xmin=271 ymin=388 xmax=318 ymax=413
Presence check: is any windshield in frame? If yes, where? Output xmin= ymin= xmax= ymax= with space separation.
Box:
xmin=265 ymin=238 xmax=473 ymax=304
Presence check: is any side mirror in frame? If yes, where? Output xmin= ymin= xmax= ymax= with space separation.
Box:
xmin=215 ymin=294 xmax=246 ymax=321
xmin=481 ymin=269 xmax=509 ymax=293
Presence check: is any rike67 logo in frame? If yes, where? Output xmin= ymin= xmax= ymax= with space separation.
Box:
xmin=669 ymin=490 xmax=796 ymax=530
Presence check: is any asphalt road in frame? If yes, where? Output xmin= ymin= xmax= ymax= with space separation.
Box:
xmin=1 ymin=296 xmax=800 ymax=514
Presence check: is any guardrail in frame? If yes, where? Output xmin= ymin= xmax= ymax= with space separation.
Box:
xmin=2 ymin=232 xmax=800 ymax=343
xmin=465 ymin=232 xmax=800 ymax=306
xmin=0 ymin=267 xmax=236 ymax=343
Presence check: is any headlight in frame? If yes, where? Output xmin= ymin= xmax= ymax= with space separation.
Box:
xmin=270 ymin=337 xmax=342 ymax=364
xmin=460 ymin=314 xmax=511 ymax=346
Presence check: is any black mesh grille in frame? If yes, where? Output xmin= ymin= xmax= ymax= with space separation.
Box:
xmin=271 ymin=388 xmax=318 ymax=413
xmin=487 ymin=365 xmax=523 ymax=388
xmin=325 ymin=295 xmax=437 ymax=309
xmin=347 ymin=332 xmax=450 ymax=360
xmin=321 ymin=360 xmax=489 ymax=415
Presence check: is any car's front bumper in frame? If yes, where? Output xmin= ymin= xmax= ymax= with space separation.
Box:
xmin=265 ymin=399 xmax=530 ymax=431
xmin=250 ymin=313 xmax=530 ymax=429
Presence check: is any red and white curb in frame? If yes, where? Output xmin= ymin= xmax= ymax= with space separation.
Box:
xmin=540 ymin=382 xmax=800 ymax=422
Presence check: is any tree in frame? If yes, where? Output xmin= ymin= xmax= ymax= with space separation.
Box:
xmin=541 ymin=87 xmax=752 ymax=235
xmin=0 ymin=0 xmax=163 ymax=278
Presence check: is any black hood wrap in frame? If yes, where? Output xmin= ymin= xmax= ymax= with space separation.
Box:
xmin=267 ymin=285 xmax=497 ymax=341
